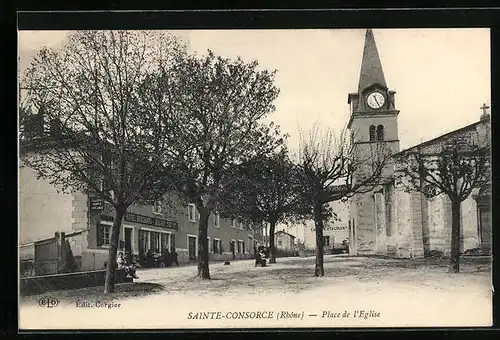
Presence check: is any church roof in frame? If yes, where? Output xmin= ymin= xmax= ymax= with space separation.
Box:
xmin=358 ymin=29 xmax=387 ymax=94
xmin=393 ymin=119 xmax=487 ymax=157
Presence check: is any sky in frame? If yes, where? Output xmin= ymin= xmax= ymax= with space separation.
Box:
xmin=18 ymin=28 xmax=491 ymax=152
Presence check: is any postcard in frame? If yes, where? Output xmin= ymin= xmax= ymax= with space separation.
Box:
xmin=18 ymin=26 xmax=492 ymax=330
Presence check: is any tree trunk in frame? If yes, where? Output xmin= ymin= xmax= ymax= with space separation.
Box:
xmin=314 ymin=203 xmax=325 ymax=277
xmin=449 ymin=199 xmax=462 ymax=273
xmin=197 ymin=208 xmax=211 ymax=279
xmin=268 ymin=221 xmax=277 ymax=264
xmin=104 ymin=205 xmax=127 ymax=294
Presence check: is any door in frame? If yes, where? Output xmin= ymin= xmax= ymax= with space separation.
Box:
xmin=124 ymin=228 xmax=132 ymax=262
xmin=171 ymin=234 xmax=176 ymax=253
xmin=479 ymin=205 xmax=491 ymax=252
xmin=230 ymin=241 xmax=235 ymax=259
xmin=188 ymin=236 xmax=197 ymax=260
xmin=138 ymin=230 xmax=146 ymax=255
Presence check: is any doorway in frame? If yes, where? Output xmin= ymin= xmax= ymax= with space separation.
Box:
xmin=229 ymin=240 xmax=235 ymax=260
xmin=478 ymin=204 xmax=491 ymax=252
xmin=188 ymin=236 xmax=197 ymax=260
xmin=124 ymin=227 xmax=132 ymax=263
xmin=475 ymin=186 xmax=491 ymax=254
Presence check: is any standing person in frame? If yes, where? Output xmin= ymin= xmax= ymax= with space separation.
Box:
xmin=145 ymin=249 xmax=153 ymax=267
xmin=163 ymin=249 xmax=171 ymax=267
xmin=172 ymin=250 xmax=180 ymax=267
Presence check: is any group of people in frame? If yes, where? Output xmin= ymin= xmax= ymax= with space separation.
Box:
xmin=117 ymin=251 xmax=139 ymax=279
xmin=116 ymin=248 xmax=180 ymax=279
xmin=160 ymin=248 xmax=180 ymax=267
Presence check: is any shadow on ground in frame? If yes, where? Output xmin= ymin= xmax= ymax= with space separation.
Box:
xmin=21 ymin=255 xmax=491 ymax=304
xmin=162 ymin=255 xmax=491 ymax=296
xmin=20 ymin=282 xmax=165 ymax=306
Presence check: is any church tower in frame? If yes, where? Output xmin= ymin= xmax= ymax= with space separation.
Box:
xmin=347 ymin=29 xmax=400 ymax=255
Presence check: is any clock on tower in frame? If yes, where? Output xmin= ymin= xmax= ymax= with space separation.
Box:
xmin=347 ymin=29 xmax=400 ymax=147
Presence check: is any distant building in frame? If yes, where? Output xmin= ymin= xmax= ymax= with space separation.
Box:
xmin=274 ymin=231 xmax=296 ymax=251
xmin=18 ymin=117 xmax=264 ymax=274
xmin=281 ymin=201 xmax=350 ymax=252
xmin=346 ymin=29 xmax=491 ymax=257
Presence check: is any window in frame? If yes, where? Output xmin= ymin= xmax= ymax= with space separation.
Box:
xmin=423 ymin=185 xmax=438 ymax=199
xmin=278 ymin=240 xmax=282 ymax=247
xmin=237 ymin=240 xmax=244 ymax=253
xmin=213 ymin=212 xmax=220 ymax=228
xmin=376 ymin=125 xmax=384 ymax=141
xmin=188 ymin=204 xmax=196 ymax=222
xmin=138 ymin=230 xmax=171 ymax=254
xmin=160 ymin=233 xmax=171 ymax=253
xmin=231 ymin=219 xmax=236 ymax=228
xmin=151 ymin=232 xmax=160 ymax=252
xmin=97 ymin=224 xmax=111 ymax=246
xmin=369 ymin=125 xmax=376 ymax=141
xmin=170 ymin=234 xmax=176 ymax=253
xmin=479 ymin=185 xmax=491 ymax=197
xmin=152 ymin=200 xmax=162 ymax=215
xmin=239 ymin=222 xmax=244 ymax=230
xmin=213 ymin=239 xmax=222 ymax=254
xmin=323 ymin=236 xmax=330 ymax=247
xmin=384 ymin=184 xmax=392 ymax=236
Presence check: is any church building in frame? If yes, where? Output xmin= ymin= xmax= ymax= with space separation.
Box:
xmin=347 ymin=29 xmax=491 ymax=258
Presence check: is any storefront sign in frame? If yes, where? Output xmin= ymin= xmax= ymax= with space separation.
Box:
xmin=89 ymin=198 xmax=104 ymax=211
xmin=125 ymin=212 xmax=178 ymax=230
xmin=310 ymin=226 xmax=348 ymax=232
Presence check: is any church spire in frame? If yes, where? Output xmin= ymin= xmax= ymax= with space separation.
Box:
xmin=358 ymin=29 xmax=387 ymax=94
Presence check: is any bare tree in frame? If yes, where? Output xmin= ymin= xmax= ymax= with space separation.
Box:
xmin=395 ymin=125 xmax=490 ymax=273
xmin=221 ymin=149 xmax=304 ymax=264
xmin=171 ymin=51 xmax=285 ymax=279
xmin=297 ymin=124 xmax=392 ymax=277
xmin=19 ymin=30 xmax=191 ymax=293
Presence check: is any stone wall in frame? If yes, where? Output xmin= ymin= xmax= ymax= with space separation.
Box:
xmin=374 ymin=192 xmax=386 ymax=255
xmin=395 ymin=190 xmax=413 ymax=257
xmin=354 ymin=193 xmax=377 ymax=255
xmin=81 ymin=249 xmax=109 ymax=271
xmin=71 ymin=192 xmax=88 ymax=232
xmin=386 ymin=184 xmax=398 ymax=255
xmin=461 ymin=195 xmax=480 ymax=251
xmin=428 ymin=194 xmax=448 ymax=253
xmin=410 ymin=191 xmax=424 ymax=257
xmin=19 ymin=164 xmax=73 ymax=244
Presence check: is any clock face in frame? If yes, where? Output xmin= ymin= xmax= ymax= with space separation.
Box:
xmin=367 ymin=92 xmax=385 ymax=109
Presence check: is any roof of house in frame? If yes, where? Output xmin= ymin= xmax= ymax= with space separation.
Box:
xmin=19 ymin=229 xmax=90 ymax=247
xmin=274 ymin=230 xmax=296 ymax=239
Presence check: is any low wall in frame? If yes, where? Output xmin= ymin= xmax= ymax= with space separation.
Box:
xmin=20 ymin=269 xmax=132 ymax=296
xmin=81 ymin=250 xmax=109 ymax=271
xmin=176 ymin=249 xmax=253 ymax=265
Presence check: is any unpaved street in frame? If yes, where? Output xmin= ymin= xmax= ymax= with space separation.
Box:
xmin=20 ymin=255 xmax=492 ymax=329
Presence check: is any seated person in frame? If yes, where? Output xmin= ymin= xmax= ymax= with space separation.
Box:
xmin=117 ymin=251 xmax=139 ymax=279
xmin=255 ymin=249 xmax=267 ymax=267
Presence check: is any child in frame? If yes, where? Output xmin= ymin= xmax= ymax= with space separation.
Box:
xmin=117 ymin=251 xmax=139 ymax=279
